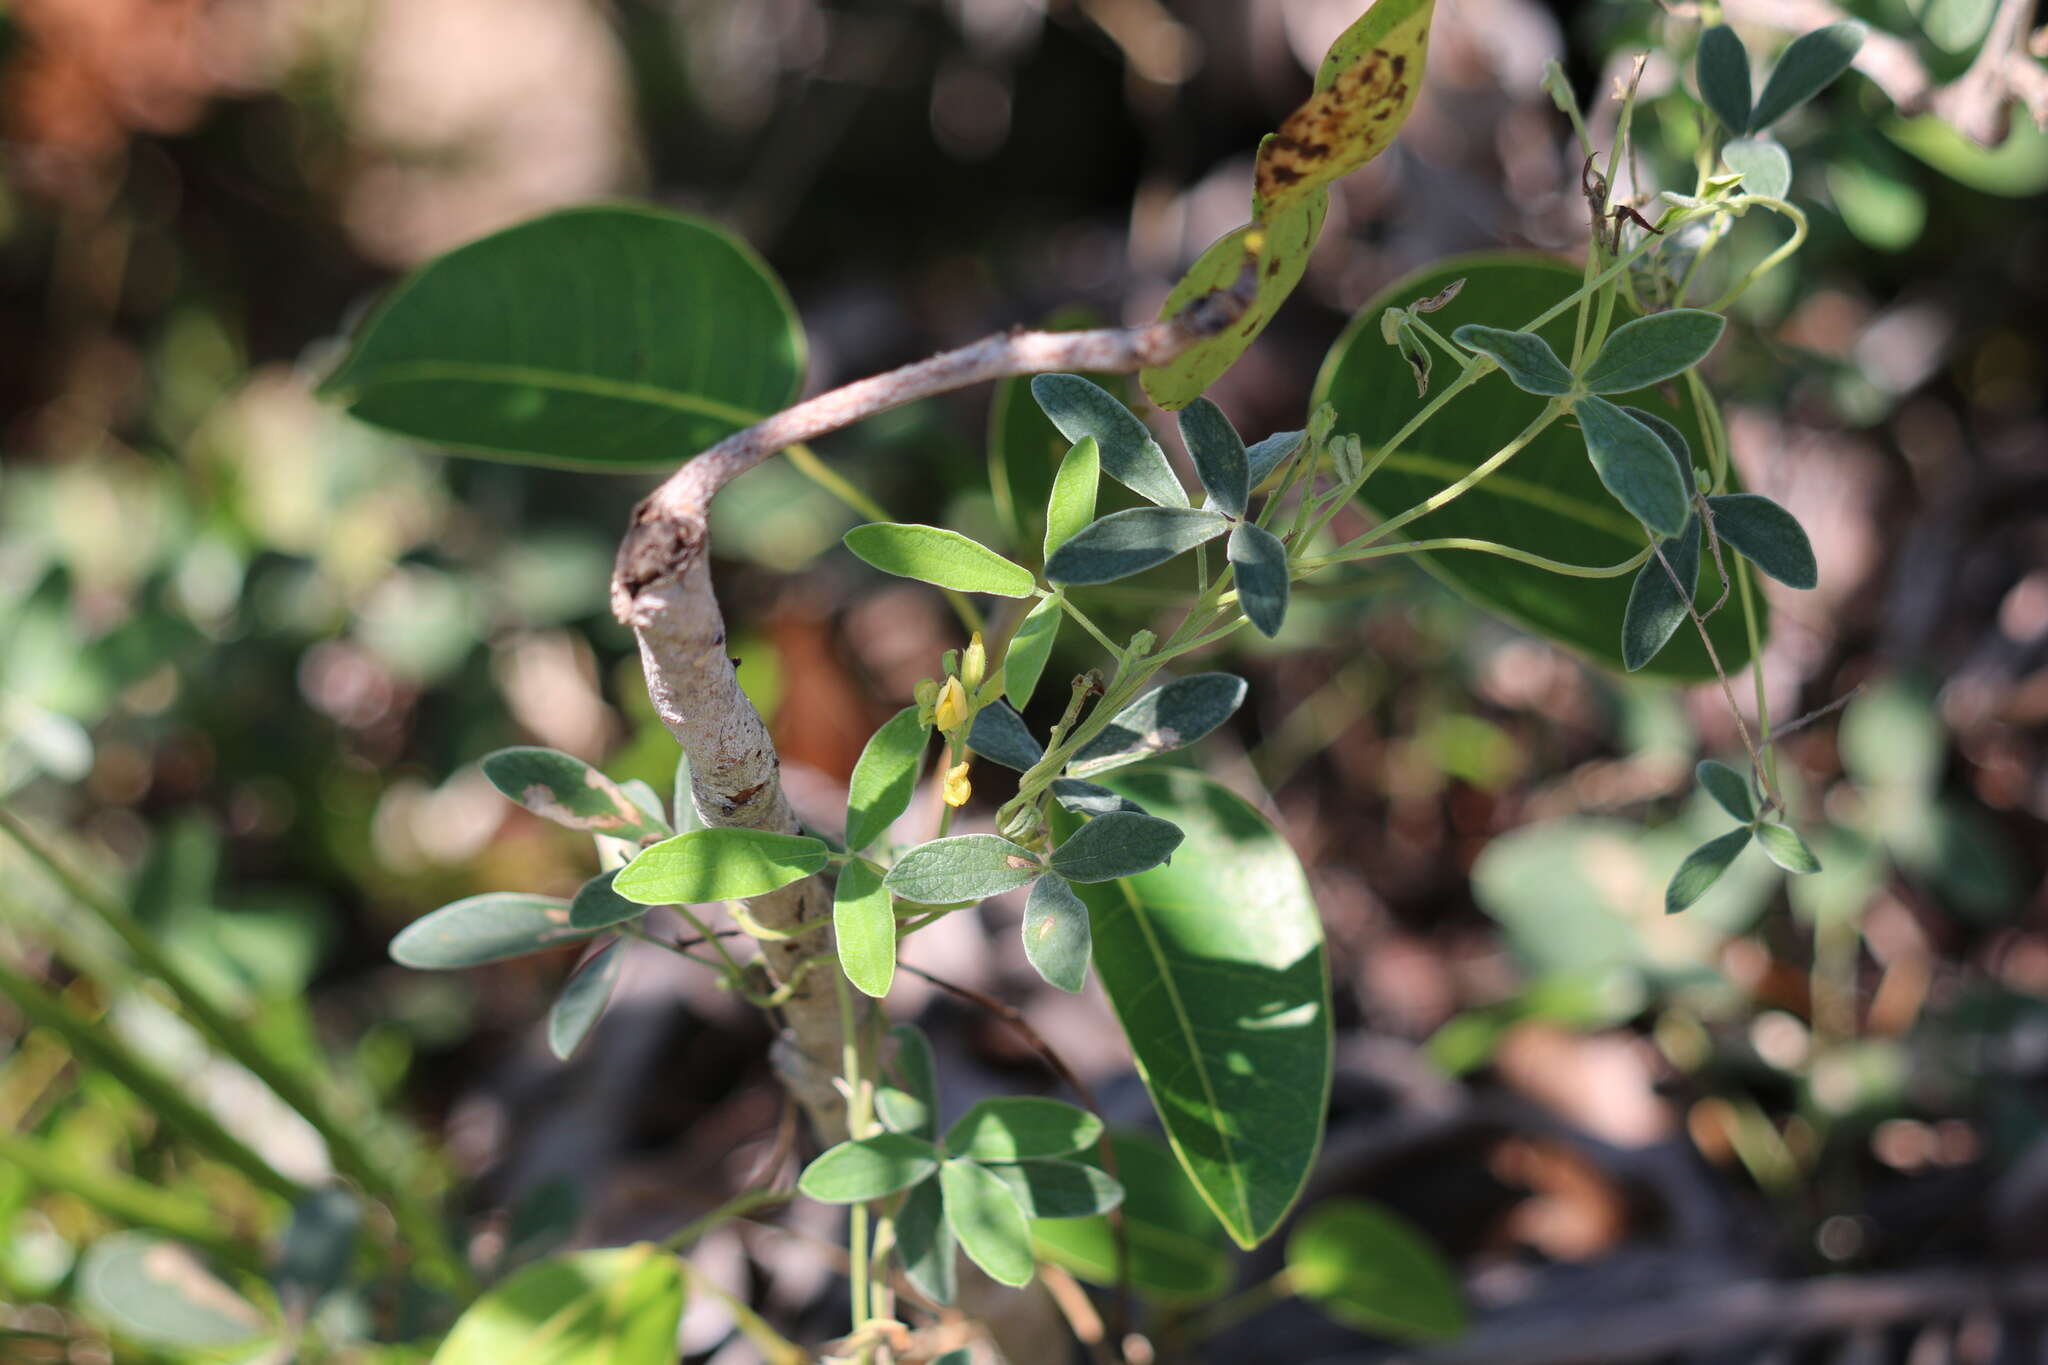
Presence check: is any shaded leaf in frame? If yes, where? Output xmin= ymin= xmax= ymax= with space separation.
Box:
xmin=1750 ymin=22 xmax=1865 ymax=130
xmin=1030 ymin=1129 xmax=1233 ymax=1302
xmin=946 ymin=1098 xmax=1103 ymax=1162
xmin=77 ymin=1234 xmax=267 ymax=1348
xmin=1620 ymin=514 xmax=1702 ymax=672
xmin=1246 ymin=429 xmax=1306 ymax=488
xmin=1048 ymin=811 xmax=1186 ymax=883
xmin=896 ymin=1175 xmax=956 ymax=1306
xmin=569 ymin=869 xmax=647 ymax=931
xmin=1667 ymin=828 xmax=1754 ymax=913
xmin=1575 ymin=395 xmax=1692 ymax=536
xmin=1581 ymin=310 xmax=1727 ymax=395
xmin=1031 ymin=374 xmax=1187 ymax=507
xmin=1045 ymin=437 xmax=1101 ymax=560
xmin=982 ymin=1160 xmax=1124 ymax=1220
xmin=1050 ymin=779 xmax=1151 ymax=818
xmin=1697 ymin=760 xmax=1757 ymax=822
xmin=1708 ymin=493 xmax=1817 ymax=588
xmin=1068 ymin=673 xmax=1248 ymax=778
xmin=1757 ymin=822 xmax=1823 ymax=874
xmin=1024 ymin=874 xmax=1093 ymax=994
xmin=1004 ymin=596 xmax=1063 ymax=711
xmin=1180 ymin=398 xmax=1250 ymax=517
xmin=481 ymin=747 xmax=668 ymax=843
xmin=429 ymin=1245 xmax=684 ymax=1365
xmin=1229 ymin=522 xmax=1292 ymax=637
xmin=1697 ymin=26 xmax=1754 ymax=134
xmin=878 ymin=1023 xmax=939 ymax=1139
xmin=1723 ymin=136 xmax=1793 ymax=199
xmin=1451 ymin=325 xmax=1574 ymax=395
xmin=323 ymin=206 xmax=802 ymax=470
xmin=1287 ymin=1199 xmax=1465 ymax=1341
xmin=969 ymin=701 xmax=1044 ymax=773
xmin=799 ymin=1136 xmax=941 ymax=1203
xmin=392 ymin=894 xmax=590 ymax=969
xmin=846 ymin=706 xmax=929 ymax=853
xmin=613 ymin=829 xmax=830 ymax=905
xmin=547 ymin=938 xmax=623 ymax=1060
xmin=1255 ymin=0 xmax=1434 ymax=215
xmin=275 ymin=1189 xmax=362 ymax=1312
xmin=842 ymin=523 xmax=1035 ymax=598
xmin=885 ymin=835 xmax=1044 ymax=905
xmin=1044 ymin=507 xmax=1231 ymax=586
xmin=941 ymin=1159 xmax=1036 ymax=1287
xmin=834 ymin=859 xmax=895 ymax=999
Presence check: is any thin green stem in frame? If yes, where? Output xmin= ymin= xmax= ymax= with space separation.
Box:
xmin=0 ymin=1131 xmax=264 ymax=1275
xmin=1298 ymin=537 xmax=1649 ymax=578
xmin=1337 ymin=400 xmax=1567 ymax=553
xmin=1057 ymin=595 xmax=1124 ymax=655
xmin=660 ymin=1188 xmax=794 ymax=1252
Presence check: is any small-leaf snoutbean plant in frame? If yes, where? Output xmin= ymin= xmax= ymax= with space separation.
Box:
xmin=328 ymin=3 xmax=1862 ymax=1358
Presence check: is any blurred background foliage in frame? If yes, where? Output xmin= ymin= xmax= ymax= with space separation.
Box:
xmin=1 ymin=0 xmax=2045 ymax=1360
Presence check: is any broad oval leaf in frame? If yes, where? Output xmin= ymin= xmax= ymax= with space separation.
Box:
xmin=1316 ymin=255 xmax=1760 ymax=678
xmin=1286 ymin=1199 xmax=1465 ymax=1341
xmin=1140 ymin=191 xmax=1329 ymax=411
xmin=1044 ymin=507 xmax=1230 ymax=586
xmin=834 ymin=859 xmax=895 ymax=999
xmin=1023 ymin=874 xmax=1093 ymax=994
xmin=1581 ymin=310 xmax=1727 ymax=395
xmin=1255 ymin=0 xmax=1433 ymax=216
xmin=1621 ymin=514 xmax=1701 ymax=672
xmin=1030 ymin=1129 xmax=1233 ymax=1301
xmin=1750 ymin=22 xmax=1865 ymax=130
xmin=969 ymin=700 xmax=1044 ymax=773
xmin=1708 ymin=493 xmax=1817 ymax=588
xmin=1724 ymin=136 xmax=1793 ymax=200
xmin=481 ymin=747 xmax=669 ymax=844
xmin=1450 ymin=325 xmax=1573 ymax=395
xmin=878 ymin=1023 xmax=939 ymax=1139
xmin=1180 ymin=399 xmax=1249 ymax=517
xmin=569 ymin=869 xmax=647 ymax=931
xmin=1054 ymin=770 xmax=1330 ymax=1249
xmin=940 ymin=1159 xmax=1036 ymax=1287
xmin=1031 ymin=375 xmax=1187 ymax=507
xmin=323 ymin=206 xmax=803 ymax=470
xmin=1068 ymin=672 xmax=1248 ymax=778
xmin=1757 ymin=822 xmax=1823 ymax=874
xmin=430 ymin=1245 xmax=684 ymax=1365
xmin=842 ymin=523 xmax=1035 ymax=598
xmin=1697 ymin=760 xmax=1757 ymax=822
xmin=1049 ymin=778 xmax=1150 ymax=818
xmin=1228 ymin=521 xmax=1292 ymax=638
xmin=946 ymin=1098 xmax=1103 ymax=1162
xmin=1574 ymin=395 xmax=1691 ymax=537
xmin=885 ymin=834 xmax=1044 ymax=905
xmin=1696 ymin=26 xmax=1754 ymax=134
xmin=799 ymin=1135 xmax=941 ymax=1203
xmin=548 ymin=938 xmax=624 ymax=1060
xmin=1048 ymin=811 xmax=1185 ymax=884
xmin=613 ymin=829 xmax=829 ymax=905
xmin=392 ymin=893 xmax=590 ymax=969
xmin=896 ymin=1174 xmax=957 ymax=1306
xmin=77 ymin=1234 xmax=268 ymax=1348
xmin=983 ymin=1160 xmax=1125 ymax=1220
xmin=846 ymin=706 xmax=929 ymax=853
xmin=1667 ymin=827 xmax=1754 ymax=914
xmin=1045 ymin=437 xmax=1101 ymax=559
xmin=1004 ymin=596 xmax=1063 ymax=711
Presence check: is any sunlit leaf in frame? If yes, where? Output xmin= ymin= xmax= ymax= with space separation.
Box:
xmin=1004 ymin=596 xmax=1063 ymax=711
xmin=429 ymin=1245 xmax=684 ymax=1365
xmin=981 ymin=1160 xmax=1124 ymax=1220
xmin=834 ymin=859 xmax=895 ymax=999
xmin=885 ymin=834 xmax=1045 ymax=905
xmin=1023 ymin=874 xmax=1093 ymax=994
xmin=1286 ymin=1199 xmax=1465 ymax=1341
xmin=1048 ymin=811 xmax=1185 ymax=883
xmin=614 ymin=829 xmax=829 ymax=905
xmin=1045 ymin=437 xmax=1101 ymax=560
xmin=941 ymin=1159 xmax=1035 ymax=1287
xmin=946 ymin=1099 xmax=1102 ymax=1162
xmin=846 ymin=706 xmax=929 ymax=853
xmin=842 ymin=523 xmax=1036 ymax=597
xmin=77 ymin=1234 xmax=268 ymax=1349
xmin=799 ymin=1136 xmax=941 ymax=1203
xmin=1030 ymin=1129 xmax=1233 ymax=1301
xmin=1756 ymin=822 xmax=1823 ymax=874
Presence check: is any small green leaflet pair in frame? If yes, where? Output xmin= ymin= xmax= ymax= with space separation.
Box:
xmin=844 ymin=375 xmax=1301 ymax=638
xmin=799 ymin=1025 xmax=1121 ymax=1294
xmin=1697 ymin=23 xmax=1864 ymax=209
xmin=1668 ymin=759 xmax=1823 ymax=912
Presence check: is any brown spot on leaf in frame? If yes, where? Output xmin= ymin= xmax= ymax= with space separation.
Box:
xmin=1004 ymin=855 xmax=1040 ymax=870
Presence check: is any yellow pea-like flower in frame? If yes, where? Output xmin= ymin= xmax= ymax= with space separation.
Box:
xmin=934 ymin=676 xmax=969 ymax=734
xmin=942 ymin=760 xmax=972 ymax=808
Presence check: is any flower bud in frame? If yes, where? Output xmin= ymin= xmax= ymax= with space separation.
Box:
xmin=961 ymin=632 xmax=986 ymax=692
xmin=914 ymin=677 xmax=939 ymax=728
xmin=942 ymin=760 xmax=972 ymax=808
xmin=934 ymin=676 xmax=969 ymax=734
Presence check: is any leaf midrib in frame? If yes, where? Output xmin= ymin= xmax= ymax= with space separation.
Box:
xmin=1372 ymin=451 xmax=1643 ymax=540
xmin=332 ymin=359 xmax=766 ymax=427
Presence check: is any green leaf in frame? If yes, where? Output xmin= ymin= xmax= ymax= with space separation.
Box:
xmin=77 ymin=1234 xmax=268 ymax=1348
xmin=982 ymin=1160 xmax=1124 ymax=1220
xmin=845 ymin=706 xmax=929 ymax=853
xmin=1068 ymin=672 xmax=1248 ymax=778
xmin=1667 ymin=828 xmax=1754 ymax=914
xmin=1246 ymin=429 xmax=1306 ymax=488
xmin=569 ymin=869 xmax=647 ymax=931
xmin=1030 ymin=1129 xmax=1233 ymax=1302
xmin=940 ymin=1159 xmax=1036 ymax=1287
xmin=1575 ymin=395 xmax=1692 ymax=537
xmin=1048 ymin=811 xmax=1185 ymax=883
xmin=946 ymin=1098 xmax=1103 ymax=1162
xmin=1581 ymin=310 xmax=1727 ymax=395
xmin=968 ymin=701 xmax=1044 ymax=772
xmin=1180 ymin=399 xmax=1250 ymax=518
xmin=1053 ymin=770 xmax=1329 ymax=1248
xmin=1044 ymin=507 xmax=1231 ymax=586
xmin=1286 ymin=1199 xmax=1465 ymax=1341
xmin=1023 ymin=874 xmax=1093 ymax=994
xmin=1317 ymin=255 xmax=1759 ymax=679
xmin=895 ymin=1175 xmax=956 ymax=1305
xmin=1030 ymin=374 xmax=1188 ymax=507
xmin=1045 ymin=438 xmax=1101 ymax=559
xmin=1228 ymin=522 xmax=1292 ymax=638
xmin=1140 ymin=192 xmax=1330 ymax=411
xmin=1757 ymin=822 xmax=1823 ymax=874
xmin=842 ymin=523 xmax=1035 ymax=598
xmin=885 ymin=834 xmax=1045 ymax=905
xmin=1050 ymin=779 xmax=1151 ymax=818
xmin=1621 ymin=514 xmax=1701 ymax=672
xmin=322 ymin=206 xmax=802 ymax=471
xmin=878 ymin=1023 xmax=939 ymax=1139
xmin=1255 ymin=0 xmax=1434 ymax=217
xmin=613 ymin=829 xmax=829 ymax=905
xmin=481 ymin=747 xmax=669 ymax=843
xmin=1450 ymin=325 xmax=1573 ymax=395
xmin=989 ymin=324 xmax=1109 ymax=545
xmin=1917 ymin=0 xmax=1998 ymax=51
xmin=1696 ymin=26 xmax=1753 ymax=134
xmin=834 ymin=859 xmax=895 ymax=999
xmin=391 ymin=893 xmax=591 ymax=969
xmin=1708 ymin=493 xmax=1817 ymax=589
xmin=1697 ymin=760 xmax=1757 ymax=823
xmin=1750 ymin=22 xmax=1865 ymax=130
xmin=799 ymin=1135 xmax=941 ymax=1203
xmin=1004 ymin=596 xmax=1063 ymax=711
xmin=547 ymin=938 xmax=623 ymax=1060
xmin=1395 ymin=316 xmax=1433 ymax=396
xmin=1723 ymin=136 xmax=1792 ymax=200
xmin=274 ymin=1188 xmax=363 ymax=1311
xmin=429 ymin=1245 xmax=685 ymax=1365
